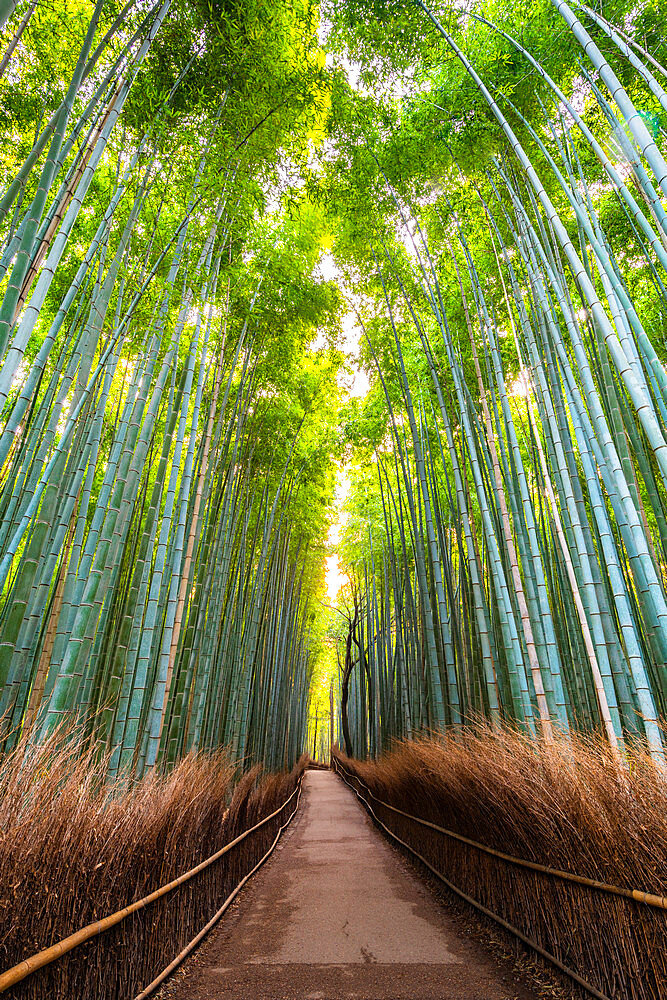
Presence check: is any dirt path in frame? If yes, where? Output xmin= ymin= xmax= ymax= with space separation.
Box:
xmin=160 ymin=769 xmax=539 ymax=1000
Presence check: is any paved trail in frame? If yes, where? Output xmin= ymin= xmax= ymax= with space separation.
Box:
xmin=163 ymin=770 xmax=538 ymax=1000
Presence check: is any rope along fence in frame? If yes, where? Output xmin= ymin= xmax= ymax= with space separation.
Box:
xmin=333 ymin=754 xmax=666 ymax=1000
xmin=0 ymin=767 xmax=304 ymax=999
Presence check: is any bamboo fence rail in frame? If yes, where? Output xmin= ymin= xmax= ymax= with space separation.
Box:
xmin=0 ymin=774 xmax=304 ymax=996
xmin=333 ymin=754 xmax=611 ymax=1000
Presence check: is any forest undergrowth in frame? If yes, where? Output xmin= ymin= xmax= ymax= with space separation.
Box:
xmin=334 ymin=727 xmax=667 ymax=1000
xmin=0 ymin=724 xmax=307 ymax=999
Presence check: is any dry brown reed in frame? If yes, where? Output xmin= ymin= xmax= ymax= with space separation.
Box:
xmin=334 ymin=726 xmax=667 ymax=1000
xmin=0 ymin=725 xmax=307 ymax=999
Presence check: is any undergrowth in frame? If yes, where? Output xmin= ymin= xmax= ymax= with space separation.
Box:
xmin=0 ymin=725 xmax=307 ymax=998
xmin=334 ymin=726 xmax=667 ymax=1000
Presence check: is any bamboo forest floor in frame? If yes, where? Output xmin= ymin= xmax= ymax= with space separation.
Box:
xmin=156 ymin=770 xmax=541 ymax=1000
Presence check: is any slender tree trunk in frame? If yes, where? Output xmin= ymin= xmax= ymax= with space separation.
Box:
xmin=527 ymin=394 xmax=621 ymax=758
xmin=0 ymin=0 xmax=36 ymax=83
xmin=24 ymin=509 xmax=77 ymax=731
xmin=455 ymin=251 xmax=553 ymax=740
xmin=155 ymin=342 xmax=225 ymax=752
xmin=340 ymin=596 xmax=360 ymax=758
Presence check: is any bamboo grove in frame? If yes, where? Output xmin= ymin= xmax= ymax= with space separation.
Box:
xmin=1 ymin=0 xmax=667 ymax=776
xmin=0 ymin=0 xmax=342 ymax=774
xmin=328 ymin=0 xmax=667 ymax=763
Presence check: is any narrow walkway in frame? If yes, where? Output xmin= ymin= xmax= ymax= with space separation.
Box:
xmin=162 ymin=770 xmax=539 ymax=999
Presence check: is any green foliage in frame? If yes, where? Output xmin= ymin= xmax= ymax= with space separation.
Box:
xmin=1 ymin=0 xmax=667 ymax=773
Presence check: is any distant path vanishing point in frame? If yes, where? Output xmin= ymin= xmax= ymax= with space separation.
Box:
xmin=160 ymin=769 xmax=539 ymax=1000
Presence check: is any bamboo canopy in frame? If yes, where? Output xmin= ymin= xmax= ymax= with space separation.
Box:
xmin=0 ymin=0 xmax=665 ymax=769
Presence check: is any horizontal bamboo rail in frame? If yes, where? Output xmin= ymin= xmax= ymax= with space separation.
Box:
xmin=0 ymin=777 xmax=303 ymax=994
xmin=134 ymin=779 xmax=303 ymax=999
xmin=334 ymin=756 xmax=667 ymax=909
xmin=333 ymin=756 xmax=620 ymax=1000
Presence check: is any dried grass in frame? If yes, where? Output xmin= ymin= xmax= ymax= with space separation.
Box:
xmin=0 ymin=725 xmax=307 ymax=998
xmin=334 ymin=726 xmax=667 ymax=1000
